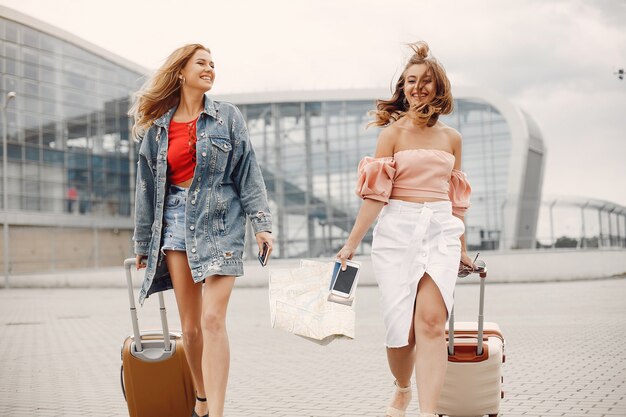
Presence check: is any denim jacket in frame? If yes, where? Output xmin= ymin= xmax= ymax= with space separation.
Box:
xmin=133 ymin=96 xmax=272 ymax=304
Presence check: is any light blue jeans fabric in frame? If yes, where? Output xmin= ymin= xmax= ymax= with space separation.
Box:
xmin=161 ymin=185 xmax=188 ymax=253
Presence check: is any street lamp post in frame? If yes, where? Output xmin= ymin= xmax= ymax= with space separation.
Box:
xmin=2 ymin=91 xmax=16 ymax=289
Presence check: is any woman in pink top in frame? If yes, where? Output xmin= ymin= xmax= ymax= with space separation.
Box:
xmin=337 ymin=41 xmax=474 ymax=417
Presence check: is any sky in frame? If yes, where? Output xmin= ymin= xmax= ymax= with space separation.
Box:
xmin=2 ymin=0 xmax=626 ymax=206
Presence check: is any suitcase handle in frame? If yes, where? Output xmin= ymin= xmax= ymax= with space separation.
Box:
xmin=448 ymin=267 xmax=488 ymax=356
xmin=124 ymin=258 xmax=171 ymax=353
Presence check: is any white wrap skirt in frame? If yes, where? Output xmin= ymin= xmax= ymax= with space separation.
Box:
xmin=371 ymin=199 xmax=465 ymax=348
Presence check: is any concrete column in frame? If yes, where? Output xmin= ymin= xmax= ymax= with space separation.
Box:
xmin=549 ymin=200 xmax=557 ymax=248
xmin=608 ymin=208 xmax=615 ymax=247
xmin=622 ymin=212 xmax=626 ymax=247
xmin=324 ymin=107 xmax=333 ymax=253
xmin=499 ymin=198 xmax=507 ymax=251
xmin=598 ymin=207 xmax=604 ymax=249
xmin=579 ymin=202 xmax=588 ymax=249
xmin=616 ymin=213 xmax=621 ymax=247
xmin=303 ymin=103 xmax=315 ymax=256
xmin=272 ymin=104 xmax=285 ymax=258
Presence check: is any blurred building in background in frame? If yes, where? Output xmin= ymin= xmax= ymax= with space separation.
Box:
xmin=0 ymin=6 xmax=143 ymax=272
xmin=1 ymin=5 xmax=624 ymax=273
xmin=217 ymin=89 xmax=548 ymax=259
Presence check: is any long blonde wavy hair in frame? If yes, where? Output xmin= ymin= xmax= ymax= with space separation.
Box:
xmin=129 ymin=43 xmax=211 ymax=140
xmin=370 ymin=41 xmax=453 ymax=128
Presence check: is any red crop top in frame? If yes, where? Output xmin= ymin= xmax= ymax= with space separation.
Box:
xmin=355 ymin=149 xmax=472 ymax=217
xmin=167 ymin=117 xmax=198 ymax=184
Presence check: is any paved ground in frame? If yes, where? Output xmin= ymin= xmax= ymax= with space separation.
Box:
xmin=0 ymin=275 xmax=625 ymax=417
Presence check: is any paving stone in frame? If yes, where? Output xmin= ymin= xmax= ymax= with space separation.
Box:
xmin=0 ymin=277 xmax=624 ymax=416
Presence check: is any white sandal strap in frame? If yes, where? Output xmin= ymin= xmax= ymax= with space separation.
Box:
xmin=386 ymin=406 xmax=406 ymax=417
xmin=394 ymin=380 xmax=412 ymax=393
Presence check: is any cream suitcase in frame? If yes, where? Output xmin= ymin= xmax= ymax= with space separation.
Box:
xmin=436 ymin=267 xmax=505 ymax=417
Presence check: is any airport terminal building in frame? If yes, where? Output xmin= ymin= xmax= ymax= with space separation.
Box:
xmin=216 ymin=89 xmax=546 ymax=259
xmin=1 ymin=6 xmax=624 ymax=273
xmin=1 ymin=7 xmax=143 ymax=271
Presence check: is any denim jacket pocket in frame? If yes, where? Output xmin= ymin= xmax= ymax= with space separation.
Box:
xmin=209 ymin=136 xmax=232 ymax=174
xmin=213 ymin=199 xmax=228 ymax=236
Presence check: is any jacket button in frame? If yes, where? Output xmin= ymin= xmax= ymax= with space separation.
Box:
xmin=202 ymin=152 xmax=207 ymax=157
xmin=191 ymin=248 xmax=197 ymax=253
xmin=189 ymin=225 xmax=195 ymax=231
xmin=197 ymin=271 xmax=202 ymax=276
xmin=191 ymin=200 xmax=196 ymax=205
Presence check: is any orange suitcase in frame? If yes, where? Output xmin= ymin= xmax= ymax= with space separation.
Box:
xmin=120 ymin=258 xmax=195 ymax=417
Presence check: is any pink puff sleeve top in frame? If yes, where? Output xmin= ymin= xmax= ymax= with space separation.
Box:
xmin=354 ymin=157 xmax=396 ymax=203
xmin=354 ymin=150 xmax=472 ymax=216
xmin=448 ymin=169 xmax=472 ymax=217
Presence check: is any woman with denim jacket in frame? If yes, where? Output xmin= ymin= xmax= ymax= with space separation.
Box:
xmin=130 ymin=44 xmax=273 ymax=417
xmin=336 ymin=41 xmax=474 ymax=417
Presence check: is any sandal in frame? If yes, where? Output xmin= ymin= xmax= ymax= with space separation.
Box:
xmin=386 ymin=380 xmax=412 ymax=417
xmin=191 ymin=395 xmax=208 ymax=417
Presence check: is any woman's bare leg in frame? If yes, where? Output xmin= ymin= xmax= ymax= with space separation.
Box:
xmin=413 ymin=273 xmax=448 ymax=413
xmin=386 ymin=343 xmax=416 ymax=412
xmin=164 ymin=251 xmax=207 ymax=417
xmin=201 ymin=274 xmax=236 ymax=417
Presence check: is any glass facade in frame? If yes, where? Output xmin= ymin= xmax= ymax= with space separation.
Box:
xmin=0 ymin=16 xmax=142 ymax=217
xmin=238 ymin=97 xmax=513 ymax=258
xmin=241 ymin=101 xmax=377 ymax=258
xmin=440 ymin=99 xmax=511 ymax=250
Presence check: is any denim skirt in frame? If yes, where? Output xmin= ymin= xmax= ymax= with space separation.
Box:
xmin=161 ymin=184 xmax=188 ymax=253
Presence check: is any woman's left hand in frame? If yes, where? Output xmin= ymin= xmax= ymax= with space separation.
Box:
xmin=255 ymin=231 xmax=274 ymax=264
xmin=459 ymin=251 xmax=475 ymax=270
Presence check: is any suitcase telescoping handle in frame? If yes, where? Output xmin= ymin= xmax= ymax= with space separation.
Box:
xmin=448 ymin=264 xmax=487 ymax=356
xmin=124 ymin=258 xmax=171 ymax=352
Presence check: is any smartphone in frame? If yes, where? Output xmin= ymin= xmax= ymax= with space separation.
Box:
xmin=330 ymin=259 xmax=360 ymax=298
xmin=258 ymin=242 xmax=270 ymax=267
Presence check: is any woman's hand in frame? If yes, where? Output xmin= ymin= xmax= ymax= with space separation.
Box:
xmin=255 ymin=231 xmax=274 ymax=264
xmin=457 ymin=251 xmax=477 ymax=277
xmin=336 ymin=244 xmax=356 ymax=271
xmin=459 ymin=251 xmax=475 ymax=269
xmin=135 ymin=255 xmax=147 ymax=270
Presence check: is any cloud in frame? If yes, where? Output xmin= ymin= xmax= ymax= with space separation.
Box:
xmin=517 ymin=86 xmax=626 ymax=204
xmin=435 ymin=2 xmax=626 ymax=96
